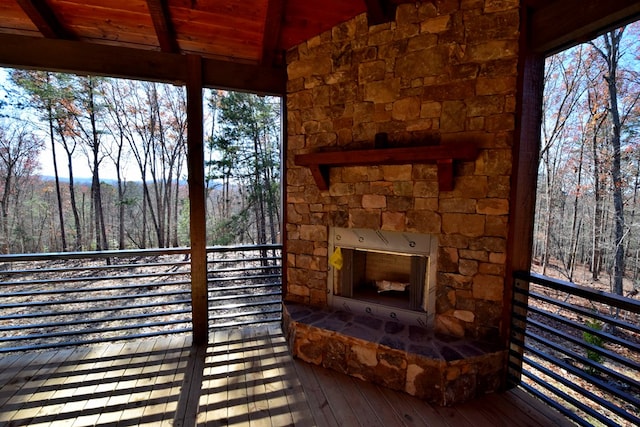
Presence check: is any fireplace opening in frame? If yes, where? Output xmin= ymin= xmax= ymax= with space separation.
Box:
xmin=328 ymin=227 xmax=437 ymax=326
xmin=337 ymin=249 xmax=426 ymax=311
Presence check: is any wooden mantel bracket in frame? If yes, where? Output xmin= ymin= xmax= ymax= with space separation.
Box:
xmin=294 ymin=141 xmax=479 ymax=191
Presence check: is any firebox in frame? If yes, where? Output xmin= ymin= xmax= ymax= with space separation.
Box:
xmin=328 ymin=227 xmax=437 ymax=327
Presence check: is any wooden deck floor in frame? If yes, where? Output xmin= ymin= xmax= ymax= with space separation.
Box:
xmin=0 ymin=325 xmax=573 ymax=427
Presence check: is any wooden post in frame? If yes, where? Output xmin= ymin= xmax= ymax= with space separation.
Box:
xmin=186 ymin=54 xmax=208 ymax=345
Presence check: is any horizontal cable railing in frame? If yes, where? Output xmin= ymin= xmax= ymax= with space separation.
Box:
xmin=510 ymin=271 xmax=640 ymax=427
xmin=206 ymin=244 xmax=282 ymax=329
xmin=0 ymin=244 xmax=283 ymax=353
xmin=0 ymin=248 xmax=193 ymax=353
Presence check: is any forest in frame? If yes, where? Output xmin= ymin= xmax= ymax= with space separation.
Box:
xmin=535 ymin=22 xmax=640 ymax=297
xmin=1 ymin=21 xmax=639 ymax=302
xmin=0 ymin=71 xmax=281 ymax=253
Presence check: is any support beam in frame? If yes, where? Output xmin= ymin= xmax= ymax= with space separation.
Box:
xmin=530 ymin=0 xmax=640 ymax=54
xmin=146 ymin=0 xmax=180 ymax=53
xmin=504 ymin=5 xmax=545 ymax=388
xmin=16 ymin=0 xmax=74 ymax=39
xmin=186 ymin=54 xmax=208 ymax=345
xmin=0 ymin=34 xmax=286 ymax=95
xmin=261 ymin=0 xmax=286 ymax=66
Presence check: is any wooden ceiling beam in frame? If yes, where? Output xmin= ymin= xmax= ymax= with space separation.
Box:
xmin=261 ymin=0 xmax=286 ymax=67
xmin=0 ymin=34 xmax=285 ymax=95
xmin=363 ymin=0 xmax=396 ymax=26
xmin=15 ymin=0 xmax=74 ymax=39
xmin=146 ymin=0 xmax=180 ymax=53
xmin=530 ymin=0 xmax=640 ymax=54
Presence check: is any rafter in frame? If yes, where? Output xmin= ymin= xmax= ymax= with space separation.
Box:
xmin=0 ymin=34 xmax=285 ymax=95
xmin=15 ymin=0 xmax=73 ymax=39
xmin=146 ymin=0 xmax=179 ymax=53
xmin=363 ymin=0 xmax=396 ymax=26
xmin=530 ymin=0 xmax=640 ymax=54
xmin=261 ymin=0 xmax=286 ymax=67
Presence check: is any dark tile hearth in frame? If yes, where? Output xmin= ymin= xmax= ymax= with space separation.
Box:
xmin=283 ymin=302 xmax=508 ymax=406
xmin=284 ymin=302 xmax=501 ymax=362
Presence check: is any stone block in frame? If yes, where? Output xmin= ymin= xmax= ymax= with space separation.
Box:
xmin=465 ymin=41 xmax=518 ymax=62
xmin=435 ymin=314 xmax=466 ymax=337
xmin=414 ymin=197 xmax=439 ymax=210
xmin=489 ymin=252 xmax=506 ymax=264
xmin=300 ymin=224 xmax=327 ymax=241
xmin=468 ymin=236 xmax=506 ymax=252
xmin=439 ymin=198 xmax=476 ymax=213
xmin=358 ymin=60 xmax=386 ymax=82
xmin=406 ymin=210 xmax=441 ymax=233
xmin=392 ymin=97 xmax=421 ymax=120
xmin=466 ymin=95 xmax=505 ymax=116
xmin=439 ymin=247 xmax=459 ymax=272
xmin=362 ymin=194 xmax=387 ymax=208
xmin=420 ymin=101 xmax=442 ymax=118
xmin=382 ymin=164 xmax=412 ymax=181
xmin=381 ymin=211 xmax=406 ymax=231
xmin=451 ymin=176 xmax=488 ymax=199
xmin=413 ymin=181 xmax=439 ymax=198
xmin=479 ymin=262 xmax=505 ymax=276
xmin=458 ymin=259 xmax=479 ymax=276
xmin=476 ymin=76 xmax=516 ymax=96
xmin=441 ymin=100 xmax=467 ymax=132
xmin=484 ymin=0 xmax=519 ymax=13
xmin=349 ymin=209 xmax=381 ymax=229
xmin=364 ymin=78 xmax=401 ymax=103
xmin=391 ymin=181 xmax=413 ymax=197
xmin=395 ymin=47 xmax=450 ymax=80
xmin=472 ymin=274 xmax=504 ymax=301
xmin=421 ymin=15 xmax=451 ymax=34
xmin=477 ymin=198 xmax=509 ymax=215
xmin=442 ymin=213 xmax=485 ymax=237
xmin=408 ymin=360 xmax=444 ymax=403
xmin=485 ymin=113 xmax=515 ymax=132
xmin=387 ymin=195 xmax=412 ymax=211
xmin=487 ymin=175 xmax=510 ymax=198
xmin=453 ymin=309 xmax=475 ymax=323
xmin=440 ymin=273 xmax=473 ymax=290
xmin=459 ymin=249 xmax=489 ymax=262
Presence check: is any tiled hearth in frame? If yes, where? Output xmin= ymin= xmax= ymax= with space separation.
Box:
xmin=283 ymin=302 xmax=506 ymax=406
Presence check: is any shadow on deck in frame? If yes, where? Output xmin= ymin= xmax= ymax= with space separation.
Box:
xmin=0 ymin=325 xmax=572 ymax=426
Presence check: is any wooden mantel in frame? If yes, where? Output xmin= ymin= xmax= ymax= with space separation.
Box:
xmin=294 ymin=141 xmax=479 ymax=191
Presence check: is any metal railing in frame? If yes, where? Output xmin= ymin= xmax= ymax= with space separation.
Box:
xmin=509 ymin=271 xmax=640 ymax=427
xmin=206 ymin=244 xmax=282 ymax=329
xmin=0 ymin=244 xmax=282 ymax=353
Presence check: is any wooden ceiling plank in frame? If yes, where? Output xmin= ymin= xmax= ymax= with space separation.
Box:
xmin=530 ymin=0 xmax=640 ymax=54
xmin=15 ymin=0 xmax=74 ymax=39
xmin=146 ymin=0 xmax=179 ymax=53
xmin=0 ymin=34 xmax=285 ymax=95
xmin=261 ymin=0 xmax=286 ymax=66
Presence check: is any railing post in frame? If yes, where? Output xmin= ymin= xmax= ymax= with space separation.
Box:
xmin=187 ymin=54 xmax=208 ymax=345
xmin=507 ymin=275 xmax=530 ymax=388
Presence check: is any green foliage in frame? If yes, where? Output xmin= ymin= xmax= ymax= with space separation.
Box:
xmin=583 ymin=319 xmax=605 ymax=371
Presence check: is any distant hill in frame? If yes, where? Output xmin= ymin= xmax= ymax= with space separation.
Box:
xmin=39 ymin=175 xmax=123 ymax=186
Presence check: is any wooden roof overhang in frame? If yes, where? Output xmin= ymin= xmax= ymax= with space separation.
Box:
xmin=0 ymin=1 xmax=638 ymax=95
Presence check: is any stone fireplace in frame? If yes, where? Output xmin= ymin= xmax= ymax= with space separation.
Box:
xmin=327 ymin=227 xmax=437 ymax=327
xmin=283 ymin=0 xmax=517 ymax=405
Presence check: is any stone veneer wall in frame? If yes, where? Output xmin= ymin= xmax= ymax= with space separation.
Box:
xmin=285 ymin=0 xmax=519 ymax=341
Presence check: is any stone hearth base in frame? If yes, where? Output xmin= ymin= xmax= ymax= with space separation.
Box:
xmin=282 ymin=302 xmax=507 ymax=406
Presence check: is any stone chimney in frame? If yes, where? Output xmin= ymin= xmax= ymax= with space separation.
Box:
xmin=285 ymin=0 xmax=518 ymax=342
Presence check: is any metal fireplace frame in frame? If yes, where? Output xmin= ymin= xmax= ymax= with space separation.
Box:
xmin=328 ymin=227 xmax=438 ymax=327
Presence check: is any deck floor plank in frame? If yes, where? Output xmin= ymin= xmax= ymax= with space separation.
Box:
xmin=0 ymin=325 xmax=574 ymax=427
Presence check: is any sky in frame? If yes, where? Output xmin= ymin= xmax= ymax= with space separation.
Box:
xmin=1 ymin=67 xmax=137 ymax=181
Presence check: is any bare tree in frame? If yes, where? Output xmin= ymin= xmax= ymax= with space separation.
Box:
xmin=0 ymin=122 xmax=43 ymax=253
